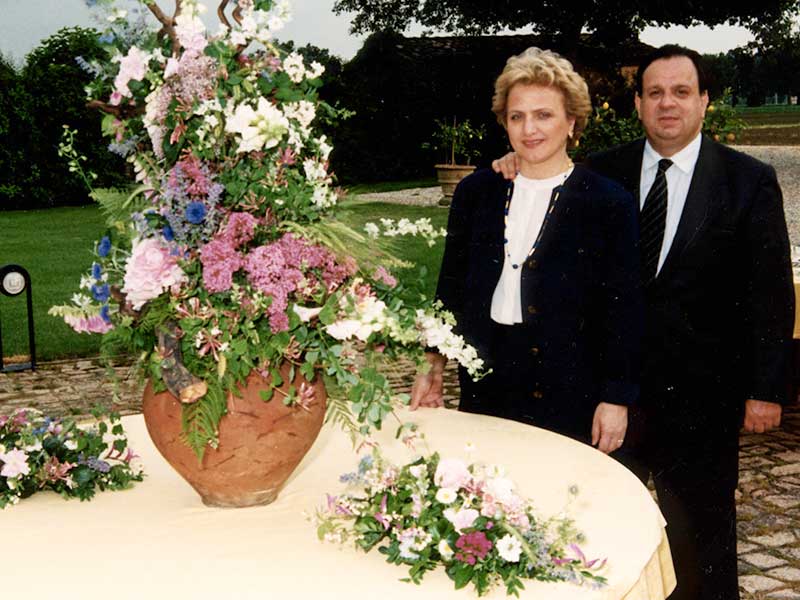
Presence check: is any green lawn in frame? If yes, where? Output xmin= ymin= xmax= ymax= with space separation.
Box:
xmin=0 ymin=201 xmax=448 ymax=362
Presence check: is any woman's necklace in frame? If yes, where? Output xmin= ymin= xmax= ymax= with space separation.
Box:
xmin=503 ymin=160 xmax=574 ymax=270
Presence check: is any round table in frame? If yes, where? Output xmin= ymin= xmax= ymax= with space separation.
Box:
xmin=2 ymin=408 xmax=675 ymax=599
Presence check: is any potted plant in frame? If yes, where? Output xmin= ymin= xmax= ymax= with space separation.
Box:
xmin=50 ymin=0 xmax=485 ymax=507
xmin=424 ymin=117 xmax=485 ymax=204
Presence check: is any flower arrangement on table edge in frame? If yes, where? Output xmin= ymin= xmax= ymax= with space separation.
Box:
xmin=314 ymin=450 xmax=608 ymax=597
xmin=50 ymin=0 xmax=486 ymax=459
xmin=0 ymin=408 xmax=143 ymax=509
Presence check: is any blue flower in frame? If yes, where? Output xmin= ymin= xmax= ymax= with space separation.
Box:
xmin=85 ymin=457 xmax=111 ymax=473
xmin=162 ymin=224 xmax=175 ymax=241
xmin=185 ymin=202 xmax=207 ymax=224
xmin=97 ymin=236 xmax=111 ymax=257
xmin=97 ymin=33 xmax=115 ymax=44
xmin=91 ymin=262 xmax=102 ymax=280
xmin=91 ymin=283 xmax=110 ymax=303
xmin=100 ymin=304 xmax=111 ymax=323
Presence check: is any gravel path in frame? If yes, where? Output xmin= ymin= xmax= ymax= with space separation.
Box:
xmin=734 ymin=146 xmax=800 ymax=246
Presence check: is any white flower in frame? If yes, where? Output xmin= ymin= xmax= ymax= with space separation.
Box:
xmin=364 ymin=223 xmax=380 ymax=238
xmin=438 ymin=539 xmax=454 ymax=560
xmin=496 ymin=534 xmax=523 ymax=563
xmin=64 ymin=440 xmax=78 ymax=451
xmin=303 ymin=158 xmax=328 ymax=182
xmin=225 ymin=98 xmax=289 ymax=153
xmin=325 ymin=319 xmax=361 ymax=341
xmin=283 ymin=100 xmax=316 ymax=128
xmin=485 ymin=477 xmax=516 ymax=505
xmin=283 ymin=52 xmax=306 ymax=83
xmin=23 ymin=440 xmax=42 ymax=453
xmin=308 ymin=61 xmax=325 ymax=79
xmin=293 ymin=304 xmax=323 ymax=322
xmin=408 ymin=464 xmax=426 ymax=479
xmin=435 ymin=487 xmax=457 ymax=505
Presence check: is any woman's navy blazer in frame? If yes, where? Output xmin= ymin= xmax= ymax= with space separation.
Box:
xmin=436 ymin=165 xmax=643 ymax=434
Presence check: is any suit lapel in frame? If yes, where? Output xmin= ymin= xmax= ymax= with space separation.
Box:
xmin=656 ymin=135 xmax=719 ymax=281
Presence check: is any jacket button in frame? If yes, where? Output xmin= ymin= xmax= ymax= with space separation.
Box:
xmin=526 ymin=259 xmax=537 ymax=269
xmin=527 ymin=306 xmax=537 ymax=315
xmin=532 ymin=390 xmax=544 ymax=399
xmin=530 ymin=346 xmax=540 ymax=355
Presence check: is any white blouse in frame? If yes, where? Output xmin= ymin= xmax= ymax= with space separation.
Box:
xmin=490 ymin=168 xmax=573 ymax=325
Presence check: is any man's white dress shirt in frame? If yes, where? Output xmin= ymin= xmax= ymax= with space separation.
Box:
xmin=639 ymin=132 xmax=702 ymax=274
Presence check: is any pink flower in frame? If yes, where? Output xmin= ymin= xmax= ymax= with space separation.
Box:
xmin=113 ymin=46 xmax=149 ymax=99
xmin=64 ymin=314 xmax=114 ymax=334
xmin=454 ymin=531 xmax=493 ymax=565
xmin=435 ymin=458 xmax=471 ymax=490
xmin=0 ymin=448 xmax=30 ymax=478
xmin=122 ymin=238 xmax=187 ymax=309
xmin=444 ymin=507 xmax=480 ymax=532
xmin=199 ymin=239 xmax=243 ymax=293
xmin=373 ymin=266 xmax=397 ymax=288
xmin=223 ymin=212 xmax=259 ymax=248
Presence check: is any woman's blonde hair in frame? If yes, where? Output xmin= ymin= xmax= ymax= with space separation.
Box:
xmin=492 ymin=47 xmax=591 ymax=148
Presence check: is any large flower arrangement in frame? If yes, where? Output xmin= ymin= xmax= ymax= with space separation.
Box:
xmin=0 ymin=408 xmax=143 ymax=509
xmin=51 ymin=0 xmax=484 ymax=457
xmin=315 ymin=452 xmax=608 ymax=596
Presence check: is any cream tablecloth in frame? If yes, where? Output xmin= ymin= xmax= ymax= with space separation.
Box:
xmin=2 ymin=408 xmax=675 ymax=599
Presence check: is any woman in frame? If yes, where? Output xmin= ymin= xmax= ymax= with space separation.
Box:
xmin=411 ymin=48 xmax=643 ymax=454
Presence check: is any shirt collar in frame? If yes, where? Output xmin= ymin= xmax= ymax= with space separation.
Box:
xmin=642 ymin=132 xmax=702 ymax=175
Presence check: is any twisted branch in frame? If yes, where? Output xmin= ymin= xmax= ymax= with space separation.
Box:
xmin=158 ymin=322 xmax=208 ymax=404
xmin=217 ymin=0 xmax=232 ymax=29
xmin=86 ymin=99 xmax=145 ymax=119
xmin=146 ymin=0 xmax=182 ymax=56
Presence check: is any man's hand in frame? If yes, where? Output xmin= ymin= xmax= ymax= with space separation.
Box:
xmin=491 ymin=152 xmax=520 ymax=180
xmin=743 ymin=399 xmax=782 ymax=433
xmin=410 ymin=353 xmax=447 ymax=410
xmin=591 ymin=402 xmax=628 ymax=454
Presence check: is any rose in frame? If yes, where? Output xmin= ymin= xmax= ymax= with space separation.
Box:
xmin=121 ymin=238 xmax=187 ymax=309
xmin=434 ymin=457 xmax=471 ymax=490
xmin=444 ymin=507 xmax=479 ymax=532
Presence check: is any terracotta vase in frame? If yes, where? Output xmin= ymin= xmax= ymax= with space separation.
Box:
xmin=142 ymin=364 xmax=326 ymax=508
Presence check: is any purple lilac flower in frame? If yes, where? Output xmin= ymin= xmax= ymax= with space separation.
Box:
xmin=97 ymin=236 xmax=111 ymax=257
xmin=185 ymin=201 xmax=207 ymax=224
xmin=84 ymin=457 xmax=111 ymax=473
xmin=91 ymin=283 xmax=110 ymax=303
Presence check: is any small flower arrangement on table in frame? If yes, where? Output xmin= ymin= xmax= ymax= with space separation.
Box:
xmin=50 ymin=0 xmax=486 ymax=458
xmin=0 ymin=408 xmax=143 ymax=509
xmin=316 ymin=452 xmax=608 ymax=597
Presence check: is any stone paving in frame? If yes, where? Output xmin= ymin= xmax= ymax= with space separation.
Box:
xmin=2 ymin=357 xmax=800 ymax=598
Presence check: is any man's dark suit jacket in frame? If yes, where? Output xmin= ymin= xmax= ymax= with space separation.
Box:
xmin=435 ymin=165 xmax=643 ymax=440
xmin=585 ymin=135 xmax=795 ymax=437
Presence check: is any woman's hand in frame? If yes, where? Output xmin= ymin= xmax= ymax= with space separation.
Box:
xmin=491 ymin=152 xmax=520 ymax=180
xmin=410 ymin=353 xmax=447 ymax=410
xmin=591 ymin=402 xmax=628 ymax=454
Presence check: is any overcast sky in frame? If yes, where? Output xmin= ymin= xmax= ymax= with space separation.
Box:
xmin=0 ymin=0 xmax=756 ymax=66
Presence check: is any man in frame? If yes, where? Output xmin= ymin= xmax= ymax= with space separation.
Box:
xmin=493 ymin=44 xmax=794 ymax=600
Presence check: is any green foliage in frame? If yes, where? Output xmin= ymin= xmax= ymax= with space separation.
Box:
xmin=422 ymin=117 xmax=486 ymax=166
xmin=571 ymin=100 xmax=642 ymax=161
xmin=704 ymin=89 xmax=746 ymax=144
xmin=0 ymin=53 xmax=38 ymax=210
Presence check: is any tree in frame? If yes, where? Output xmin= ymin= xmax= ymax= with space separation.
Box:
xmin=22 ymin=27 xmax=128 ymax=208
xmin=333 ymin=0 xmax=800 ymax=52
xmin=0 ymin=53 xmax=38 ymax=209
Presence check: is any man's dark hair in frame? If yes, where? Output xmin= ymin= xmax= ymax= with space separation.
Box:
xmin=635 ymin=44 xmax=709 ymax=95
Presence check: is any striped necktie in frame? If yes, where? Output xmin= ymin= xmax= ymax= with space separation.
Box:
xmin=640 ymin=158 xmax=672 ymax=282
